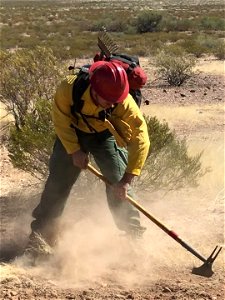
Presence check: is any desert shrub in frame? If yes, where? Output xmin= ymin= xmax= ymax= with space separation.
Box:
xmin=178 ymin=34 xmax=224 ymax=57
xmin=107 ymin=20 xmax=128 ymax=33
xmin=8 ymin=98 xmax=55 ymax=178
xmin=212 ymin=40 xmax=225 ymax=60
xmin=178 ymin=38 xmax=207 ymax=58
xmin=199 ymin=16 xmax=225 ymax=31
xmin=88 ymin=18 xmax=127 ymax=33
xmin=137 ymin=116 xmax=205 ymax=191
xmin=159 ymin=16 xmax=193 ymax=32
xmin=135 ymin=11 xmax=163 ymax=33
xmin=0 ymin=47 xmax=61 ymax=130
xmin=155 ymin=46 xmax=196 ymax=86
xmin=196 ymin=35 xmax=220 ymax=52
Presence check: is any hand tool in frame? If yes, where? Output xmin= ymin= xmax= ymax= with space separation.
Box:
xmin=87 ymin=163 xmax=222 ymax=278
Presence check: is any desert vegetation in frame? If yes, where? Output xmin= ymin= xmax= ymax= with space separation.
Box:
xmin=1 ymin=0 xmax=225 ymax=59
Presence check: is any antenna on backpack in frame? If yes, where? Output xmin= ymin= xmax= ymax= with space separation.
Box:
xmin=68 ymin=58 xmax=77 ymax=74
xmin=98 ymin=27 xmax=119 ymax=59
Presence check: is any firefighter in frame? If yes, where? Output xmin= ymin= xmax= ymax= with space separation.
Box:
xmin=25 ymin=61 xmax=150 ymax=257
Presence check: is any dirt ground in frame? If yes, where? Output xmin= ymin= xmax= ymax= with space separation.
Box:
xmin=0 ymin=58 xmax=224 ymax=299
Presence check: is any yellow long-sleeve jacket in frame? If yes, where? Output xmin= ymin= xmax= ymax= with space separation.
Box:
xmin=52 ymin=75 xmax=150 ymax=176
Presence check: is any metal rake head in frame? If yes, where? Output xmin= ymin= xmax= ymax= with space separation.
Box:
xmin=192 ymin=245 xmax=223 ymax=278
xmin=98 ymin=28 xmax=119 ymax=58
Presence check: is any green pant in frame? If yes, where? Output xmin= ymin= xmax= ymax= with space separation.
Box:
xmin=31 ymin=129 xmax=142 ymax=236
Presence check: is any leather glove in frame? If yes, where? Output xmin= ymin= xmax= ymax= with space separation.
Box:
xmin=112 ymin=172 xmax=135 ymax=200
xmin=112 ymin=181 xmax=130 ymax=200
xmin=72 ymin=149 xmax=89 ymax=169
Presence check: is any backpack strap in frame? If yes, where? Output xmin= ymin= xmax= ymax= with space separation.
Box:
xmin=71 ymin=67 xmax=90 ymax=116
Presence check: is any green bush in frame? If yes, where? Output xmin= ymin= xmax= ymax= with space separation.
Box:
xmin=178 ymin=34 xmax=225 ymax=58
xmin=178 ymin=39 xmax=207 ymax=58
xmin=135 ymin=11 xmax=163 ymax=33
xmin=0 ymin=47 xmax=61 ymax=130
xmin=88 ymin=18 xmax=127 ymax=33
xmin=196 ymin=35 xmax=220 ymax=52
xmin=159 ymin=16 xmax=193 ymax=32
xmin=211 ymin=39 xmax=225 ymax=60
xmin=8 ymin=98 xmax=55 ymax=178
xmin=200 ymin=16 xmax=225 ymax=31
xmin=155 ymin=46 xmax=196 ymax=86
xmin=138 ymin=116 xmax=206 ymax=191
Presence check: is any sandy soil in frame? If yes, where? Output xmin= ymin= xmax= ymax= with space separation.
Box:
xmin=0 ymin=58 xmax=224 ymax=299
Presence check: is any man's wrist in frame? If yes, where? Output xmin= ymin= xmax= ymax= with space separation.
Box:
xmin=120 ymin=172 xmax=136 ymax=185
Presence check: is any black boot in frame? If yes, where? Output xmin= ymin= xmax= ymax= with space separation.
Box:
xmin=126 ymin=224 xmax=146 ymax=240
xmin=24 ymin=231 xmax=54 ymax=261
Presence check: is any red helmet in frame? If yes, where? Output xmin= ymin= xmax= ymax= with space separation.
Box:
xmin=89 ymin=61 xmax=129 ymax=103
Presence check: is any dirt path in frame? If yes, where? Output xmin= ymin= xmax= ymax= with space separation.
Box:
xmin=0 ymin=59 xmax=224 ymax=299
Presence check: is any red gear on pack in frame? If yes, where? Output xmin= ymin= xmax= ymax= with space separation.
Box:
xmin=93 ymin=53 xmax=147 ymax=90
xmin=109 ymin=59 xmax=147 ymax=90
xmin=89 ymin=61 xmax=129 ymax=103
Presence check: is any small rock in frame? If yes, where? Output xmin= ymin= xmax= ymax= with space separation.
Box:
xmin=66 ymin=294 xmax=76 ymax=299
xmin=162 ymin=286 xmax=172 ymax=293
xmin=50 ymin=291 xmax=58 ymax=297
xmin=101 ymin=282 xmax=107 ymax=287
xmin=163 ymin=89 xmax=167 ymax=93
xmin=190 ymin=89 xmax=195 ymax=93
xmin=127 ymin=294 xmax=134 ymax=299
xmin=115 ymin=294 xmax=125 ymax=299
xmin=180 ymin=93 xmax=186 ymax=97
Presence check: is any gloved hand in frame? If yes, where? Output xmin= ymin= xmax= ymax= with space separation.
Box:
xmin=72 ymin=149 xmax=89 ymax=169
xmin=113 ymin=172 xmax=135 ymax=200
xmin=112 ymin=181 xmax=130 ymax=200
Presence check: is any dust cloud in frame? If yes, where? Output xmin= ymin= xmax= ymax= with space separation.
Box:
xmin=4 ymin=129 xmax=224 ymax=288
xmin=10 ymin=186 xmax=184 ymax=288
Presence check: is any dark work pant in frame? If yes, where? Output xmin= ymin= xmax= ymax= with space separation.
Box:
xmin=31 ymin=129 xmax=141 ymax=235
